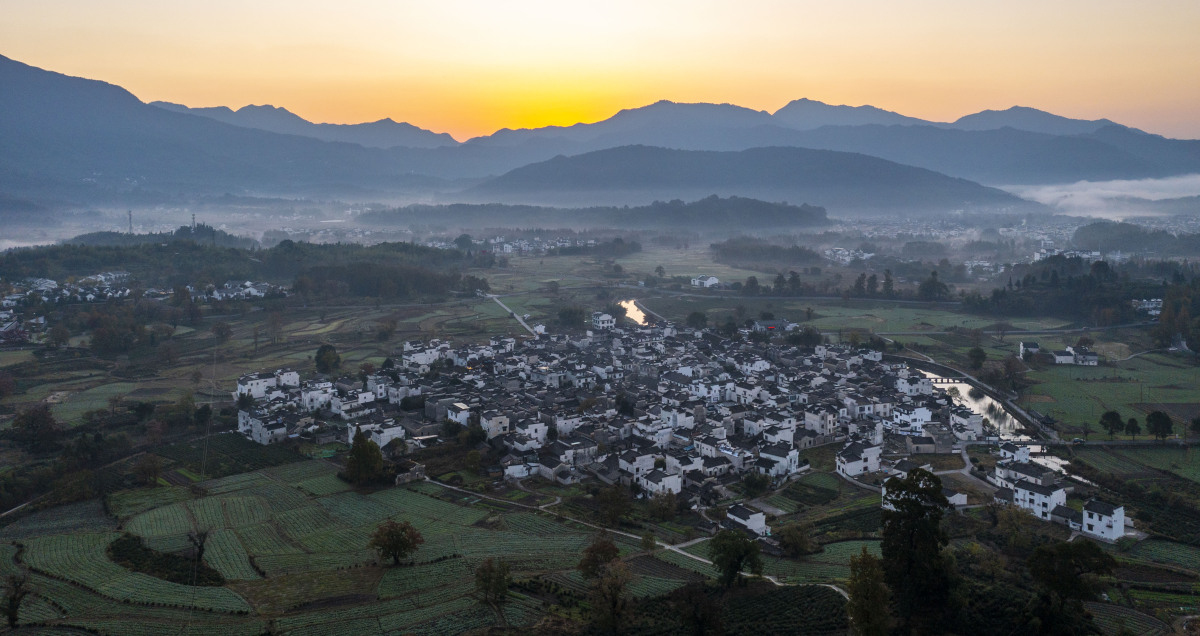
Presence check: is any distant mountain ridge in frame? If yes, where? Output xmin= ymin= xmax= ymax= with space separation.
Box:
xmin=2 ymin=52 xmax=1199 ymax=214
xmin=151 ymin=101 xmax=458 ymax=148
xmin=464 ymin=145 xmax=1037 ymax=214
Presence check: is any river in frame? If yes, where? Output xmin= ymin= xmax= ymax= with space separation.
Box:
xmin=917 ymin=371 xmax=1030 ymax=441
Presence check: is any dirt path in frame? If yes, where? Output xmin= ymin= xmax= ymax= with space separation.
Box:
xmin=425 ymin=478 xmax=848 ymax=598
xmin=490 ymin=295 xmax=537 ymax=336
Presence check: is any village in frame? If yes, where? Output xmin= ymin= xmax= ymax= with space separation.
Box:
xmin=233 ymin=311 xmax=1130 ymax=545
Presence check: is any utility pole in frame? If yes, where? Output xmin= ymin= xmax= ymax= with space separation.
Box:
xmin=127 ymin=210 xmax=133 ymax=234
xmin=191 ymin=213 xmax=196 ymax=230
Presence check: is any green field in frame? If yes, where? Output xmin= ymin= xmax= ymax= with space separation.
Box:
xmin=1024 ymin=352 xmax=1200 ymax=436
xmin=0 ymin=455 xmax=846 ymax=634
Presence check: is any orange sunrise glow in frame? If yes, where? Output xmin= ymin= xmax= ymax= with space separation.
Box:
xmin=2 ymin=0 xmax=1198 ymax=140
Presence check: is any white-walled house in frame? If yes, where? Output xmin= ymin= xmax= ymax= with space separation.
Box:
xmin=836 ymin=441 xmax=881 ymax=477
xmin=726 ymin=503 xmax=769 ymax=536
xmin=639 ymin=469 xmax=683 ymax=495
xmin=1082 ymin=499 xmax=1125 ymax=541
xmin=691 ymin=275 xmax=719 ymax=288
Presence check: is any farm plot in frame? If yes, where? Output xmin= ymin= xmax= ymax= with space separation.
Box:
xmin=253 ymin=551 xmax=375 ymax=577
xmin=274 ymin=504 xmax=343 ymax=540
xmin=20 ymin=532 xmax=251 ymax=612
xmin=107 ymin=486 xmax=193 ymax=519
xmin=125 ymin=502 xmax=194 ymax=537
xmin=1072 ymin=449 xmax=1150 ymax=477
xmin=369 ymin=487 xmax=490 ymax=527
xmin=377 ymin=557 xmax=472 ymax=598
xmin=296 ymin=473 xmax=352 ymax=497
xmin=1084 ymin=603 xmax=1168 ymax=636
xmin=316 ymin=491 xmax=394 ymax=527
xmin=0 ymin=500 xmax=116 ymax=540
xmin=1125 ymin=540 xmax=1200 ymax=573
xmin=205 ymin=529 xmax=261 ymax=581
xmin=236 ymin=522 xmax=305 ymax=556
xmin=1114 ymin=447 xmax=1200 ymax=484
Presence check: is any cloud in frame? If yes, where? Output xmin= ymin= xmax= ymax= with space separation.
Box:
xmin=1004 ymin=174 xmax=1200 ymax=216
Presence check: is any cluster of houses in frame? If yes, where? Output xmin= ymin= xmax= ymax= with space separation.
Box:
xmin=233 ymin=316 xmax=1012 ymax=539
xmin=822 ymin=247 xmax=874 ymax=266
xmin=1019 ymin=342 xmax=1100 ymax=366
xmin=1131 ymin=298 xmax=1163 ymax=317
xmin=424 ymin=235 xmax=603 ymax=255
xmin=988 ymin=443 xmax=1126 ymax=542
xmin=3 ymin=272 xmax=132 ymax=307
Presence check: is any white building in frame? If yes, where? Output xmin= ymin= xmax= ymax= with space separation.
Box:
xmin=1082 ymin=499 xmax=1125 ymax=542
xmin=690 ymin=275 xmax=719 ymax=288
xmin=591 ymin=312 xmax=616 ymax=330
xmin=726 ymin=503 xmax=769 ymax=536
xmin=836 ymin=441 xmax=881 ymax=477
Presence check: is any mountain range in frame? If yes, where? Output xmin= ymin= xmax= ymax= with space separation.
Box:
xmin=2 ymin=53 xmax=1198 ymax=216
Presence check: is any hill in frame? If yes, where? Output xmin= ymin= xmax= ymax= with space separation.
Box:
xmin=151 ymin=102 xmax=458 ymax=149
xmin=0 ymin=54 xmax=446 ymax=201
xmin=361 ymin=195 xmax=829 ymax=230
xmin=463 ymin=145 xmax=1036 ymax=214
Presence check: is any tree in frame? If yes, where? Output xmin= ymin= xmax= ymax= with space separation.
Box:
xmin=741 ymin=472 xmax=770 ymax=498
xmin=579 ymin=532 xmax=621 ymax=579
xmin=597 ymin=484 xmax=631 ymax=527
xmin=686 ymin=311 xmax=708 ymax=329
xmin=967 ymin=347 xmax=987 ymax=370
xmin=742 ymin=276 xmax=759 ymax=296
xmin=708 ymin=529 xmax=762 ymax=588
xmin=236 ymin=392 xmax=256 ymax=411
xmin=640 ymin=532 xmax=657 ymax=551
xmin=463 ymin=450 xmax=482 ymax=474
xmin=882 ymin=270 xmax=894 ymax=297
xmin=777 ymin=523 xmax=816 ymax=557
xmin=475 ymin=557 xmax=511 ymax=605
xmin=346 ymin=427 xmax=385 ymax=484
xmin=187 ymin=529 xmax=210 ymax=564
xmin=1125 ymin=417 xmax=1141 ymax=440
xmin=211 ymin=321 xmax=232 ymax=343
xmin=881 ymin=469 xmax=956 ymax=633
xmin=672 ymin=583 xmax=723 ymax=636
xmin=135 ymin=454 xmax=162 ymax=486
xmin=12 ymin=404 xmax=62 ymax=452
xmin=4 ymin=574 xmax=30 ymax=628
xmin=655 ymin=265 xmax=666 ymax=278
xmin=846 ymin=546 xmax=892 ymax=636
xmin=918 ymin=271 xmax=949 ymax=301
xmin=314 ymin=343 xmax=341 ymax=374
xmin=1146 ymin=410 xmax=1174 ymax=441
xmin=1191 ymin=416 xmax=1200 ymax=438
xmin=1099 ymin=410 xmax=1124 ymax=440
xmin=588 ymin=560 xmax=633 ymax=633
xmin=48 ymin=324 xmax=70 ymax=348
xmin=454 ymin=233 xmax=474 ymax=250
xmin=649 ymin=492 xmax=678 ymax=521
xmin=369 ymin=520 xmax=424 ymax=565
xmin=1028 ymin=540 xmax=1115 ymax=610
xmin=866 ymin=273 xmax=879 ymax=296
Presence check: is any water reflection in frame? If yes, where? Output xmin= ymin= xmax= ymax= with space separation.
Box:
xmin=918 ymin=372 xmax=1030 ymax=441
xmin=619 ymin=300 xmax=647 ymax=326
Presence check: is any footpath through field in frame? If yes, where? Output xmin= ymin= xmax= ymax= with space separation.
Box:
xmin=489 ymin=295 xmax=537 ymax=336
xmin=424 ymin=478 xmax=848 ymax=599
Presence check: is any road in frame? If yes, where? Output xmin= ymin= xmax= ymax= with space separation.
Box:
xmin=489 ymin=295 xmax=537 ymax=336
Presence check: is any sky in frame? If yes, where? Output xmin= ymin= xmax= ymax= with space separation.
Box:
xmin=3 ymin=0 xmax=1198 ymax=141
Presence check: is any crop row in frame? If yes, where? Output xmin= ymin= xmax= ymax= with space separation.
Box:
xmin=125 ymin=503 xmax=193 ymax=538
xmin=1128 ymin=540 xmax=1200 ymax=573
xmin=20 ymin=532 xmax=251 ymax=613
xmin=296 ymin=474 xmax=352 ymax=497
xmin=316 ymin=491 xmax=394 ymax=527
xmin=59 ymin=618 xmax=267 ymax=636
xmin=377 ymin=558 xmax=471 ymax=598
xmin=204 ymin=529 xmax=261 ymax=581
xmin=810 ymin=540 xmax=882 ymax=564
xmin=295 ymin=524 xmax=373 ymax=554
xmin=275 ymin=504 xmax=343 ymax=541
xmin=107 ymin=486 xmax=192 ymax=519
xmin=0 ymin=500 xmax=116 ymax=540
xmin=369 ymin=488 xmax=490 ymax=527
xmin=253 ymin=550 xmax=374 ymax=577
xmin=236 ymin=522 xmax=304 ymax=556
xmin=629 ymin=575 xmax=689 ymax=598
xmin=1084 ymin=602 xmax=1168 ymax=635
